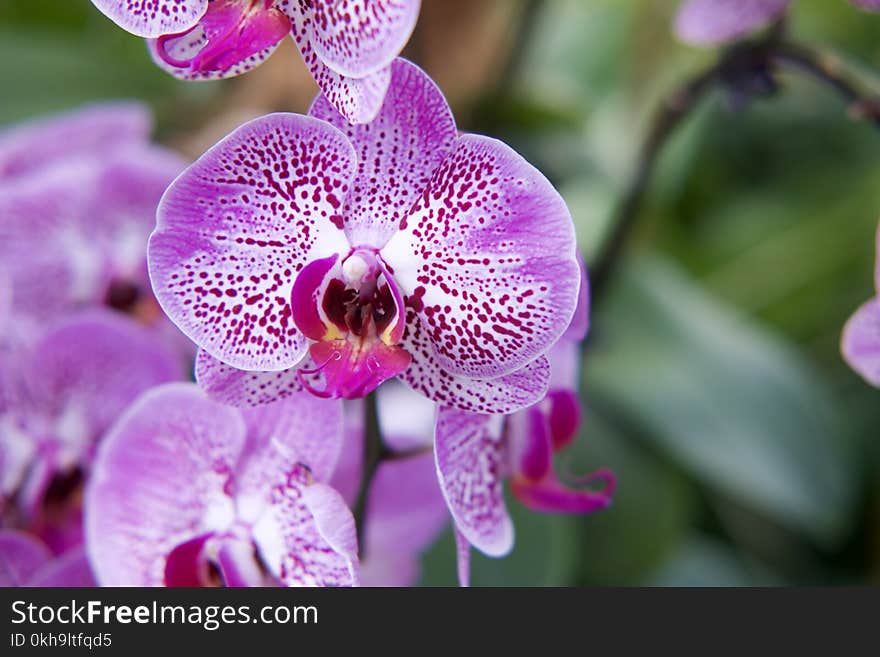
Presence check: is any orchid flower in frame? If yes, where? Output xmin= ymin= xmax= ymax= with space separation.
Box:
xmin=842 ymin=223 xmax=880 ymax=386
xmin=0 ymin=530 xmax=95 ymax=587
xmin=85 ymin=383 xmax=358 ymax=586
xmin=90 ymin=0 xmax=421 ymax=124
xmin=434 ymin=261 xmax=615 ymax=586
xmin=0 ymin=311 xmax=183 ymax=553
xmin=0 ymin=103 xmax=186 ymax=342
xmin=674 ymin=0 xmax=880 ymax=46
xmin=150 ymin=58 xmax=580 ymax=415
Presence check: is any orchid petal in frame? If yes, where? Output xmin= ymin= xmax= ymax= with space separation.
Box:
xmin=309 ymin=58 xmax=457 ymax=248
xmin=0 ymin=530 xmax=51 ymax=586
xmin=27 ymin=549 xmax=96 ymax=587
xmin=149 ymin=113 xmax=354 ymax=371
xmin=376 ymin=381 xmax=436 ymax=452
xmin=455 ymin=528 xmax=470 ymax=588
xmin=90 ymin=0 xmax=207 ymax=38
xmin=289 ymin=7 xmax=390 ymax=124
xmin=434 ymin=408 xmax=513 ymax=558
xmin=360 ymin=451 xmax=447 ymax=586
xmin=85 ymin=384 xmax=245 ymax=586
xmin=195 ymin=349 xmax=321 ymax=408
xmin=237 ymin=394 xmax=345 ymax=491
xmin=400 ymin=311 xmax=550 ymax=413
xmin=842 ymin=298 xmax=880 ymax=387
xmin=382 ymin=134 xmax=579 ymax=379
xmin=251 ymin=469 xmax=359 ymax=587
xmin=25 ymin=311 xmax=183 ymax=459
xmin=306 ymin=0 xmax=420 ymax=78
xmin=0 ymin=102 xmax=151 ymax=180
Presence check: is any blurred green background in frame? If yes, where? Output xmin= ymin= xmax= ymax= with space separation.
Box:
xmin=3 ymin=0 xmax=878 ymax=586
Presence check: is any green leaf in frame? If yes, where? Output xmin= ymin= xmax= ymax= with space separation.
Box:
xmin=584 ymin=254 xmax=858 ymax=546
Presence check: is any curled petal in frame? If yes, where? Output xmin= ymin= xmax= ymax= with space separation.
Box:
xmin=674 ymin=0 xmax=790 ymax=46
xmin=85 ymin=384 xmax=245 ymax=586
xmin=149 ymin=113 xmax=354 ymax=371
xmin=510 ymin=468 xmax=616 ymax=515
xmin=842 ymin=298 xmax=880 ymax=387
xmin=147 ymin=1 xmax=289 ymax=81
xmin=90 ymin=0 xmax=207 ymax=38
xmin=434 ymin=408 xmax=513 ymax=558
xmin=383 ymin=134 xmax=579 ymax=379
xmin=309 ymin=58 xmax=457 ymax=248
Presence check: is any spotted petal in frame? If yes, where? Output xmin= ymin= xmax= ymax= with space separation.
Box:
xmin=309 ymin=59 xmax=457 ymax=248
xmin=382 ymin=134 xmax=579 ymax=379
xmin=400 ymin=310 xmax=551 ymax=414
xmin=289 ymin=6 xmax=390 ymax=124
xmin=85 ymin=384 xmax=246 ymax=586
xmin=149 ymin=113 xmax=354 ymax=371
xmin=251 ymin=472 xmax=359 ymax=586
xmin=0 ymin=102 xmax=151 ymax=180
xmin=674 ymin=0 xmax=790 ymax=46
xmin=434 ymin=408 xmax=513 ymax=557
xmin=195 ymin=349 xmax=323 ymax=408
xmin=305 ymin=0 xmax=420 ymax=78
xmin=90 ymin=0 xmax=207 ymax=38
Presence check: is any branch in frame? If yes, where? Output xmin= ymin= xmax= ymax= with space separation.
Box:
xmin=589 ymin=36 xmax=880 ymax=304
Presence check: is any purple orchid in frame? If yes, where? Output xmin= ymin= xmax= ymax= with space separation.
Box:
xmin=842 ymin=223 xmax=880 ymax=386
xmin=674 ymin=0 xmax=880 ymax=46
xmin=85 ymin=383 xmax=358 ymax=586
xmin=434 ymin=261 xmax=615 ymax=585
xmin=0 ymin=103 xmax=187 ymax=342
xmin=90 ymin=1 xmax=421 ymax=124
xmin=151 ymin=58 xmax=580 ymax=415
xmin=0 ymin=311 xmax=183 ymax=553
xmin=0 ymin=530 xmax=95 ymax=586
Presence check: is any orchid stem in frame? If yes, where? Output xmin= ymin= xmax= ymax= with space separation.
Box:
xmin=353 ymin=392 xmax=383 ymax=553
xmin=589 ymin=35 xmax=880 ymax=304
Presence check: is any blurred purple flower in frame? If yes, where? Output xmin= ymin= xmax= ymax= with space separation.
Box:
xmin=151 ymin=58 xmax=580 ymax=414
xmin=674 ymin=0 xmax=880 ymax=46
xmin=0 ymin=312 xmax=183 ymax=552
xmin=433 ymin=263 xmax=615 ymax=585
xmin=842 ymin=223 xmax=880 ymax=386
xmin=85 ymin=383 xmax=358 ymax=586
xmin=90 ymin=0 xmax=421 ymax=124
xmin=0 ymin=530 xmax=95 ymax=586
xmin=0 ymin=103 xmax=187 ymax=344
